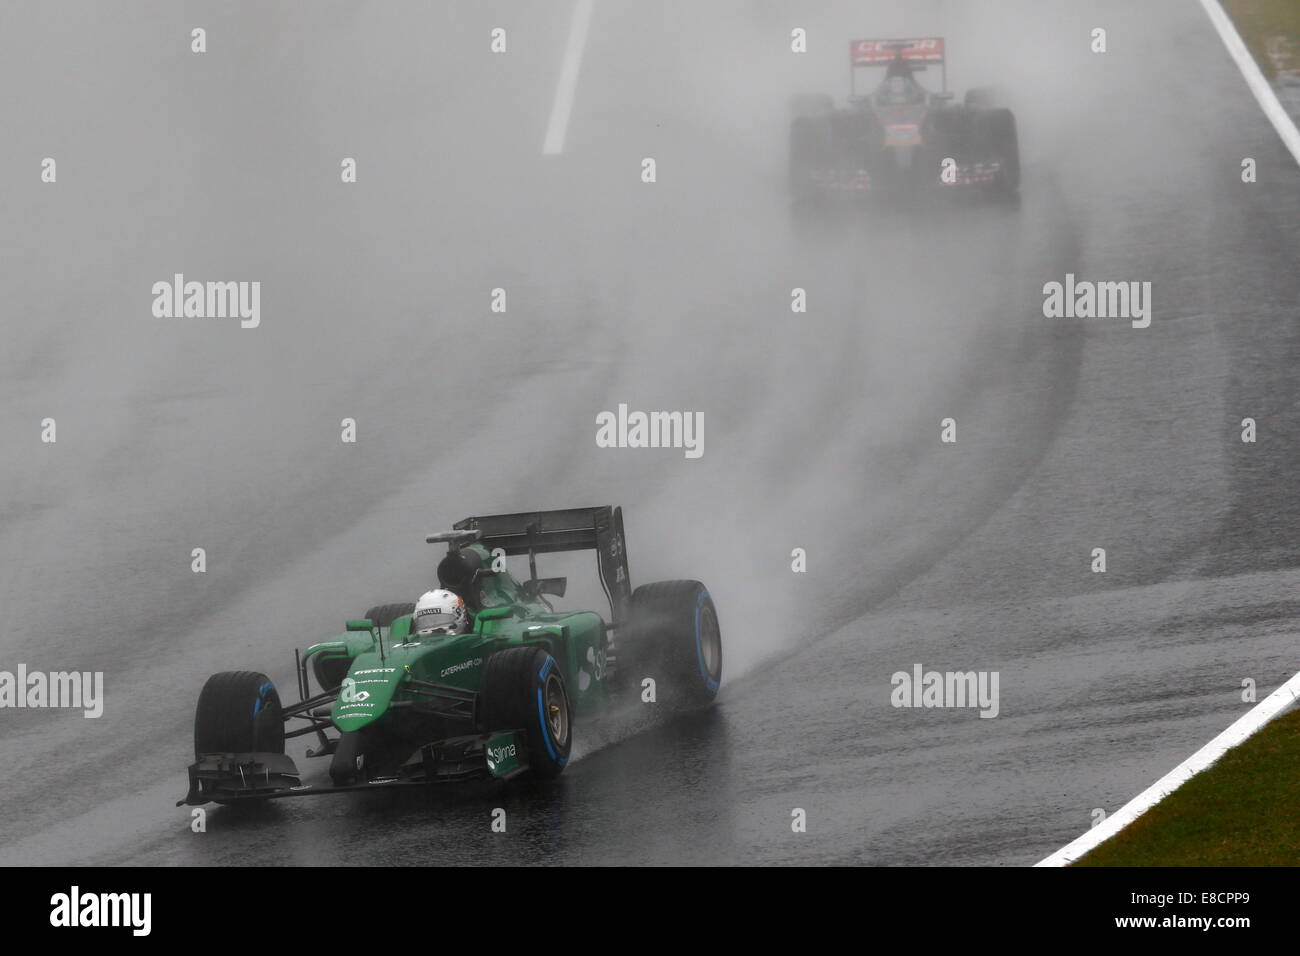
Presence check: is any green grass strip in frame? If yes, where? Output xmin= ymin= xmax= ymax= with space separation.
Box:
xmin=1076 ymin=707 xmax=1300 ymax=866
xmin=1223 ymin=0 xmax=1300 ymax=80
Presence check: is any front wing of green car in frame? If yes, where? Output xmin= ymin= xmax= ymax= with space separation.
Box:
xmin=178 ymin=728 xmax=529 ymax=806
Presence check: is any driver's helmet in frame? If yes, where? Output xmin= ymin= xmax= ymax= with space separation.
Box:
xmin=412 ymin=589 xmax=469 ymax=636
xmin=879 ymin=74 xmax=922 ymax=105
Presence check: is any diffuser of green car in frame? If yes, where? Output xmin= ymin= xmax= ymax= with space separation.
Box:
xmin=179 ymin=506 xmax=722 ymax=805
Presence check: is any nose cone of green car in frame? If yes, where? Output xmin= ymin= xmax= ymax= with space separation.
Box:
xmin=331 ymin=654 xmax=406 ymax=732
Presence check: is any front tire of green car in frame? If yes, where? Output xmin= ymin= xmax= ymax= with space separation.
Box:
xmin=481 ymin=646 xmax=573 ymax=779
xmin=193 ymin=670 xmax=285 ymax=759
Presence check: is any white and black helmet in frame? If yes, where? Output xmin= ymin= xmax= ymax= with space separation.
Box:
xmin=412 ymin=589 xmax=469 ymax=636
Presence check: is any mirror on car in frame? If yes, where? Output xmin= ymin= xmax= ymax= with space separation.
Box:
xmin=522 ymin=576 xmax=567 ymax=599
xmin=537 ymin=576 xmax=566 ymax=598
xmin=345 ymin=619 xmax=375 ymax=632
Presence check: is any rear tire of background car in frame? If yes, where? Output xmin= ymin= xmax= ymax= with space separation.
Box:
xmin=790 ymin=116 xmax=828 ymax=202
xmin=362 ymin=602 xmax=416 ymax=627
xmin=981 ymin=109 xmax=1020 ymax=198
xmin=628 ymin=580 xmax=722 ymax=711
xmin=481 ymin=646 xmax=573 ymax=779
xmin=194 ymin=671 xmax=285 ymax=759
xmin=788 ymin=93 xmax=834 ymax=118
xmin=964 ymin=86 xmax=1006 ymax=108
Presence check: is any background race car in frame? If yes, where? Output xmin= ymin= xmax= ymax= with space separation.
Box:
xmin=789 ymin=37 xmax=1020 ymax=200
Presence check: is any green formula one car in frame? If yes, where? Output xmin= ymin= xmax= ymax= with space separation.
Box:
xmin=179 ymin=506 xmax=722 ymax=805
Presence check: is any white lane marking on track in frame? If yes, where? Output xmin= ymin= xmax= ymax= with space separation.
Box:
xmin=542 ymin=0 xmax=594 ymax=155
xmin=1035 ymin=668 xmax=1300 ymax=866
xmin=1199 ymin=0 xmax=1300 ymax=167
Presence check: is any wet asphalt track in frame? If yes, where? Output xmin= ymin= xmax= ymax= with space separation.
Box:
xmin=0 ymin=1 xmax=1297 ymax=865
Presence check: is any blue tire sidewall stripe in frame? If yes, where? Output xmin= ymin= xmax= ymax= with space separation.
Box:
xmin=253 ymin=680 xmax=275 ymax=717
xmin=694 ymin=589 xmax=720 ymax=693
xmin=535 ymin=686 xmax=558 ymax=762
xmin=535 ymin=654 xmax=566 ymax=765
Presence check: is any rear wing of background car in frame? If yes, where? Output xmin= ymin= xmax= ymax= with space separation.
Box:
xmin=453 ymin=506 xmax=631 ymax=625
xmin=850 ymin=37 xmax=947 ymax=96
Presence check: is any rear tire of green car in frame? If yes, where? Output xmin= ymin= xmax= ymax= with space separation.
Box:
xmin=481 ymin=646 xmax=573 ymax=779
xmin=311 ymin=603 xmax=414 ymax=692
xmin=362 ymin=602 xmax=416 ymax=627
xmin=627 ymin=580 xmax=722 ymax=710
xmin=194 ymin=670 xmax=285 ymax=759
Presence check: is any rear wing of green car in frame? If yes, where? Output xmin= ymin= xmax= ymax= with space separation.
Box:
xmin=453 ymin=506 xmax=632 ymax=625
